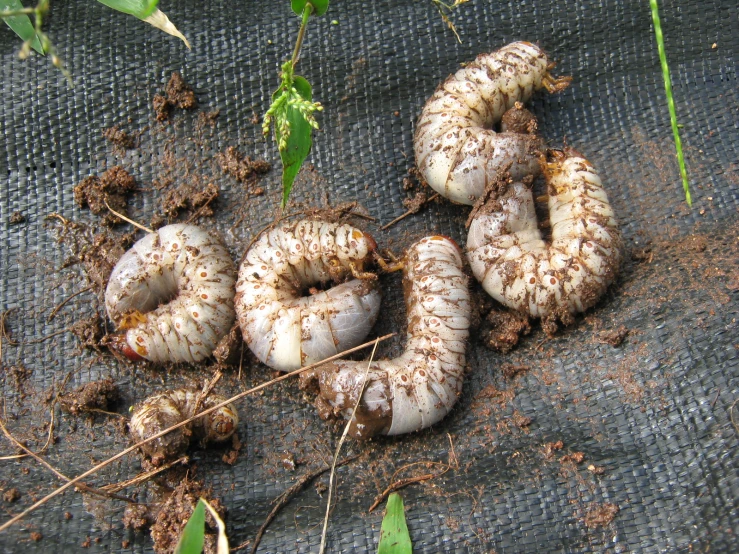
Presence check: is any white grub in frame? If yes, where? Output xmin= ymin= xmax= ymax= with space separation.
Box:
xmin=105 ymin=224 xmax=236 ymax=364
xmin=300 ymin=236 xmax=471 ymax=439
xmin=466 ymin=150 xmax=622 ymax=334
xmin=129 ymin=388 xmax=238 ymax=462
xmin=414 ymin=41 xmax=570 ymax=205
xmin=235 ymin=219 xmax=381 ymax=372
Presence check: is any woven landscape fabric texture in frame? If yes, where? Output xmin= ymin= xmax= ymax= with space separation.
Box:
xmin=0 ymin=0 xmax=737 ymax=552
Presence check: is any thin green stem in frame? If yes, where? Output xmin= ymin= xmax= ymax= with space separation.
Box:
xmin=291 ymin=3 xmax=313 ymax=69
xmin=649 ymin=0 xmax=691 ymax=207
xmin=0 ymin=8 xmax=36 ymax=17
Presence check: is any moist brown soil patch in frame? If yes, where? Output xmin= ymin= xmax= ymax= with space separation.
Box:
xmin=216 ymin=146 xmax=271 ymax=184
xmin=158 ymin=181 xmax=220 ymax=222
xmin=103 ymin=125 xmax=135 ymax=150
xmin=150 ymin=477 xmax=225 ymax=554
xmin=73 ymin=166 xmax=137 ymax=227
xmin=60 ymin=378 xmax=119 ymax=416
xmin=584 ymin=502 xmax=619 ymax=528
xmin=153 ymin=72 xmax=198 ymax=122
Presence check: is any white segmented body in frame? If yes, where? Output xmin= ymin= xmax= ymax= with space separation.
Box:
xmin=414 ymin=41 xmax=568 ymax=205
xmin=300 ymin=236 xmax=470 ymax=439
xmin=466 ymin=151 xmax=622 ymax=332
xmin=235 ymin=219 xmax=381 ymax=372
xmin=130 ymin=388 xmax=238 ymax=461
xmin=105 ymin=224 xmax=236 ymax=364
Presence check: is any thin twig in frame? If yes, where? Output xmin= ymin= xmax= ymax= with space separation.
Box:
xmin=103 ymin=200 xmax=153 ymax=233
xmin=47 ymin=285 xmax=94 ymax=321
xmin=101 ymin=456 xmax=188 ymax=494
xmin=241 ymin=454 xmax=360 ymax=554
xmin=0 ymin=333 xmax=394 ymax=533
xmin=319 ymin=339 xmax=380 ymax=554
xmin=184 ymin=192 xmax=218 ymax=224
xmin=380 ymin=193 xmax=440 ymax=231
xmin=0 ymin=417 xmax=134 ymax=504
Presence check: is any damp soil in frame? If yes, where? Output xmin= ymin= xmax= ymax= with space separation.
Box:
xmin=103 ymin=125 xmax=135 ymax=150
xmin=60 ymin=378 xmax=119 ymax=416
xmin=73 ymin=166 xmax=137 ymax=227
xmin=153 ymin=71 xmax=198 ymax=122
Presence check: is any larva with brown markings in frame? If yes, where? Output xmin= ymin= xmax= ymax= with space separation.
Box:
xmin=300 ymin=236 xmax=470 ymax=439
xmin=129 ymin=388 xmax=238 ymax=463
xmin=235 ymin=219 xmax=381 ymax=372
xmin=105 ymin=224 xmax=236 ymax=364
xmin=466 ymin=149 xmax=622 ymax=334
xmin=414 ymin=41 xmax=570 ymax=205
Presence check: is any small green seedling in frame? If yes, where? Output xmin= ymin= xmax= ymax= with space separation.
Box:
xmin=174 ymin=498 xmax=229 ymax=554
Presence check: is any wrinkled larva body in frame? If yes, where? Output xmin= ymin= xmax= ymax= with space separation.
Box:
xmin=466 ymin=150 xmax=622 ymax=334
xmin=105 ymin=224 xmax=236 ymax=364
xmin=235 ymin=219 xmax=381 ymax=372
xmin=300 ymin=236 xmax=471 ymax=439
xmin=414 ymin=41 xmax=570 ymax=205
xmin=129 ymin=388 xmax=239 ymax=462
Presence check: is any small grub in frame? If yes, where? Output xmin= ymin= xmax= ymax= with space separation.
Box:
xmin=73 ymin=166 xmax=137 ymax=226
xmin=9 ymin=211 xmax=25 ymax=224
xmin=584 ymin=502 xmax=619 ymax=528
xmin=103 ymin=125 xmax=135 ymax=149
xmin=123 ymin=503 xmax=154 ymax=530
xmin=60 ymin=378 xmax=119 ymax=416
xmin=150 ymin=478 xmax=225 ymax=554
xmin=30 ymin=532 xmax=42 ymax=542
xmin=3 ymin=488 xmax=21 ymax=503
xmin=595 ymin=325 xmax=629 ymax=347
xmin=215 ymin=146 xmax=271 ymax=184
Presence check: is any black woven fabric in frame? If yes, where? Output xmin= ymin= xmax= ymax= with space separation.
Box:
xmin=1 ymin=0 xmax=737 ymax=552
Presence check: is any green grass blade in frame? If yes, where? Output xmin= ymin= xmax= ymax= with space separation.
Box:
xmin=649 ymin=0 xmax=692 ymax=207
xmin=96 ymin=0 xmax=158 ymax=19
xmin=377 ymin=493 xmax=412 ymax=554
xmin=1 ymin=0 xmax=45 ymax=54
xmin=173 ymin=499 xmax=206 ymax=554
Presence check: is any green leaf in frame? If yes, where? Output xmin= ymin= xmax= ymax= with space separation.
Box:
xmin=276 ymin=75 xmax=314 ymax=209
xmin=96 ymin=0 xmax=159 ymax=19
xmin=96 ymin=0 xmax=190 ymax=48
xmin=174 ymin=499 xmax=206 ymax=554
xmin=291 ymin=0 xmax=329 ymax=17
xmin=377 ymin=493 xmax=412 ymax=554
xmin=1 ymin=0 xmax=45 ymax=54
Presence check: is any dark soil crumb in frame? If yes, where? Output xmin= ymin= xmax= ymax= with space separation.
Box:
xmin=501 ymin=364 xmax=530 ymax=380
xmin=222 ymin=434 xmax=242 ymax=466
xmin=30 ymin=532 xmax=42 ymax=542
xmin=212 ymin=324 xmax=242 ymax=367
xmin=481 ymin=309 xmax=531 ymax=353
xmin=152 ymin=72 xmax=198 ymax=122
xmin=3 ymin=488 xmax=21 ymax=502
xmin=64 ymin=511 xmax=73 ymax=520
xmin=6 ymin=365 xmax=32 ymax=399
xmin=123 ymin=503 xmax=155 ymax=531
xmin=153 ymin=94 xmax=171 ymax=122
xmin=500 ymin=102 xmax=539 ymax=135
xmin=9 ymin=211 xmax=25 ymax=224
xmin=560 ymin=452 xmax=585 ymax=464
xmin=159 ymin=181 xmax=219 ymax=221
xmin=166 ymin=72 xmax=197 ymax=110
xmin=595 ymin=325 xmax=629 ymax=347
xmin=81 ymin=536 xmax=91 ymax=548
xmin=122 ymin=540 xmax=130 ymax=548
xmin=150 ymin=478 xmax=225 ymax=554
xmin=512 ymin=412 xmax=532 ymax=429
xmin=215 ymin=146 xmax=271 ymax=184
xmin=103 ymin=125 xmax=135 ymax=149
xmin=584 ymin=502 xmax=619 ymax=528
xmin=60 ymin=378 xmax=119 ymax=416
xmin=543 ymin=440 xmax=564 ymax=459
xmin=70 ymin=316 xmax=105 ymax=350
xmin=631 ymin=246 xmax=653 ymax=263
xmin=197 ymin=110 xmax=220 ymax=129
xmin=73 ymin=166 xmax=137 ymax=226
xmin=402 ymin=191 xmax=429 ymax=214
